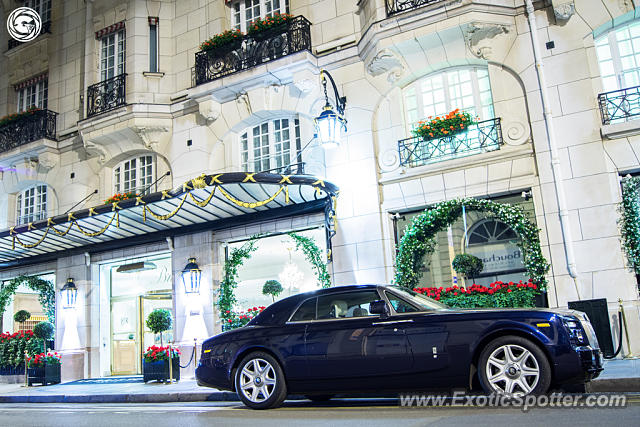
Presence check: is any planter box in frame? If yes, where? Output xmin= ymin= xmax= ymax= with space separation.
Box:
xmin=27 ymin=363 xmax=61 ymax=386
xmin=248 ymin=24 xmax=287 ymax=41
xmin=203 ymin=40 xmax=242 ymax=57
xmin=143 ymin=358 xmax=180 ymax=383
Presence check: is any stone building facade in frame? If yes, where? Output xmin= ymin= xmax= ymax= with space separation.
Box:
xmin=0 ymin=0 xmax=639 ymax=380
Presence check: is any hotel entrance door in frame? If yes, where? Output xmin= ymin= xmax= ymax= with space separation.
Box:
xmin=110 ymin=293 xmax=173 ymax=375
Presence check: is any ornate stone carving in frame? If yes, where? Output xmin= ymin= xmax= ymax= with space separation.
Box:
xmin=293 ymin=78 xmax=315 ymax=94
xmin=366 ymin=49 xmax=405 ymax=83
xmin=503 ymin=121 xmax=531 ymax=146
xmin=133 ymin=126 xmax=170 ymax=149
xmin=197 ymin=98 xmax=221 ymax=124
xmin=552 ymin=1 xmax=575 ymax=22
xmin=463 ymin=23 xmax=511 ymax=60
xmin=81 ymin=132 xmax=107 ymax=164
xmin=378 ymin=148 xmax=401 ymax=173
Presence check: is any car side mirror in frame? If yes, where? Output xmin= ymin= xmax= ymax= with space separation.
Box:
xmin=369 ymin=300 xmax=389 ymax=317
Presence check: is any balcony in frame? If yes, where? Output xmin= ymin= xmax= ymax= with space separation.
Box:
xmin=194 ymin=16 xmax=311 ymax=86
xmin=86 ymin=73 xmax=127 ymax=118
xmin=598 ymin=85 xmax=640 ymax=125
xmin=385 ymin=0 xmax=444 ymax=17
xmin=398 ymin=118 xmax=503 ymax=168
xmin=7 ymin=21 xmax=51 ymax=50
xmin=0 ymin=109 xmax=57 ymax=154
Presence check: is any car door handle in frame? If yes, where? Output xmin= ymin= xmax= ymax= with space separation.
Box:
xmin=372 ymin=319 xmax=414 ymax=325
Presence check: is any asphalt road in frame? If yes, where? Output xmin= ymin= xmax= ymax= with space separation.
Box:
xmin=0 ymin=399 xmax=638 ymax=427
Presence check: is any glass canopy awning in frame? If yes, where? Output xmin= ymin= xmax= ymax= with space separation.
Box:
xmin=0 ymin=172 xmax=338 ymax=267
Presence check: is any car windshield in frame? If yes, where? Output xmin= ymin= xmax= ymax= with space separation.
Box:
xmin=387 ymin=287 xmax=449 ymax=311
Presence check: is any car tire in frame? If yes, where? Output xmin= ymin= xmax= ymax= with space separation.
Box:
xmin=235 ymin=351 xmax=287 ymax=409
xmin=305 ymin=395 xmax=334 ymax=402
xmin=478 ymin=335 xmax=551 ymax=396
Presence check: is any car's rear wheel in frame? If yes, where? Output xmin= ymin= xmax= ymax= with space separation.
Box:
xmin=235 ymin=352 xmax=287 ymax=409
xmin=478 ymin=335 xmax=551 ymax=396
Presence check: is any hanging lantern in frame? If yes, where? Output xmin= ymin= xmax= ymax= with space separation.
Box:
xmin=314 ymin=70 xmax=347 ymax=147
xmin=181 ymin=257 xmax=202 ymax=294
xmin=61 ymin=278 xmax=78 ymax=309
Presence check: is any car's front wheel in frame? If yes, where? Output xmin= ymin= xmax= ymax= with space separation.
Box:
xmin=478 ymin=335 xmax=551 ymax=396
xmin=235 ymin=351 xmax=287 ymax=409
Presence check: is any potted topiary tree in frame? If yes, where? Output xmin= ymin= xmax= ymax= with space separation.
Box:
xmin=452 ymin=253 xmax=484 ymax=284
xmin=32 ymin=321 xmax=55 ymax=353
xmin=262 ymin=280 xmax=283 ymax=302
xmin=13 ymin=310 xmax=30 ymax=330
xmin=146 ymin=309 xmax=172 ymax=346
xmin=143 ymin=309 xmax=177 ymax=383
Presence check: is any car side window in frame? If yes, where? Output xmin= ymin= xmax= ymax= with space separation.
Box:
xmin=317 ymin=291 xmax=381 ymax=319
xmin=290 ymin=298 xmax=317 ymax=322
xmin=385 ymin=291 xmax=421 ymax=313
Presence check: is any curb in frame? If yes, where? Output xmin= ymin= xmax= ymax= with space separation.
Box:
xmin=0 ymin=391 xmax=240 ymax=404
xmin=590 ymin=378 xmax=640 ymax=392
xmin=0 ymin=379 xmax=637 ymax=404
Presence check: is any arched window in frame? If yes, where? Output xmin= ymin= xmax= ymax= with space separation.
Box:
xmin=595 ymin=20 xmax=640 ymax=92
xmin=230 ymin=0 xmax=290 ymax=33
xmin=240 ymin=117 xmax=301 ymax=173
xmin=465 ymin=218 xmax=526 ymax=286
xmin=467 ymin=219 xmax=518 ymax=245
xmin=403 ymin=67 xmax=494 ymax=129
xmin=114 ymin=155 xmax=155 ymax=195
xmin=16 ymin=185 xmax=47 ymax=225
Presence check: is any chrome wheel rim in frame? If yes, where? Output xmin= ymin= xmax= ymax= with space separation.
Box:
xmin=239 ymin=358 xmax=277 ymax=403
xmin=485 ymin=344 xmax=540 ymax=396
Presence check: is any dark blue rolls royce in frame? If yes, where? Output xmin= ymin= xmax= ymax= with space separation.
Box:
xmin=195 ymin=285 xmax=603 ymax=409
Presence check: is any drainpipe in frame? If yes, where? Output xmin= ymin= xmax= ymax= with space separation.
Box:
xmin=524 ymin=0 xmax=581 ymax=300
xmin=82 ymin=0 xmax=95 ymax=120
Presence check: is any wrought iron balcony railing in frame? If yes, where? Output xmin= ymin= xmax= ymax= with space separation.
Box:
xmin=194 ymin=16 xmax=312 ymax=86
xmin=86 ymin=73 xmax=127 ymax=118
xmin=598 ymin=85 xmax=640 ymax=125
xmin=259 ymin=162 xmax=306 ymax=175
xmin=0 ymin=109 xmax=57 ymax=154
xmin=385 ymin=0 xmax=445 ymax=17
xmin=398 ymin=118 xmax=502 ymax=167
xmin=8 ymin=20 xmax=51 ymax=50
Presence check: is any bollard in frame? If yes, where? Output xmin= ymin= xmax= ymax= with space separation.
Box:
xmin=168 ymin=342 xmax=173 ymax=384
xmin=24 ymin=351 xmax=28 ymax=387
xmin=618 ymin=299 xmax=635 ymax=359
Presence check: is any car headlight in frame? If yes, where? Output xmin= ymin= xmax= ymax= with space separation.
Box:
xmin=561 ymin=316 xmax=588 ymax=346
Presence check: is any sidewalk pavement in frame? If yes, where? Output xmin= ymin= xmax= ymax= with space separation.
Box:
xmin=0 ymin=358 xmax=638 ymax=404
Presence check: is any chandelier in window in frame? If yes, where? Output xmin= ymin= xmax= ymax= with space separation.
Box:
xmin=278 ymin=246 xmax=304 ymax=292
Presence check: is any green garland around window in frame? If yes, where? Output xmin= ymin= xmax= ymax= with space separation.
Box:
xmin=287 ymin=232 xmax=331 ymax=289
xmin=394 ymin=198 xmax=549 ymax=290
xmin=217 ymin=232 xmax=331 ymax=326
xmin=0 ymin=275 xmax=56 ymax=324
xmin=218 ymin=237 xmax=259 ymax=326
xmin=619 ymin=176 xmax=640 ymax=273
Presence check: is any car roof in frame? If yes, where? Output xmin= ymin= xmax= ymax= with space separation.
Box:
xmin=251 ymin=284 xmax=387 ymax=326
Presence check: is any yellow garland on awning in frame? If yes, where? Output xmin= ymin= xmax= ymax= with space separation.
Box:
xmin=189 ymin=187 xmax=216 ymax=207
xmin=7 ymin=174 xmax=335 ymax=252
xmin=11 ymin=212 xmax=121 ymax=248
xmin=217 ymin=185 xmax=285 ymax=209
xmin=144 ymin=193 xmax=188 ymax=221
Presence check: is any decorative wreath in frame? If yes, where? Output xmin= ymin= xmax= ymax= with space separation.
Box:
xmin=394 ymin=198 xmax=549 ymax=290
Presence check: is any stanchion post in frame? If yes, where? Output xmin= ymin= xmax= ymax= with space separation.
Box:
xmin=618 ymin=298 xmax=635 ymax=359
xmin=194 ymin=338 xmax=198 ymax=369
xmin=24 ymin=351 xmax=28 ymax=387
xmin=168 ymin=342 xmax=173 ymax=384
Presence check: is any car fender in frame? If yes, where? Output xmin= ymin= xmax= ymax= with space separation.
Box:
xmin=226 ymin=339 xmax=285 ymax=384
xmin=471 ymin=319 xmax=555 ymax=361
